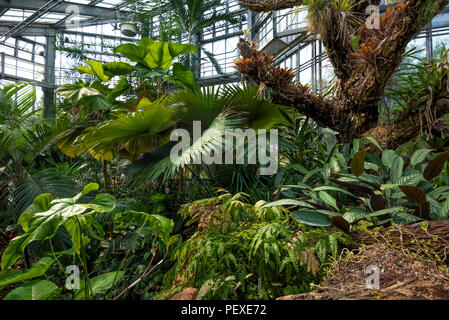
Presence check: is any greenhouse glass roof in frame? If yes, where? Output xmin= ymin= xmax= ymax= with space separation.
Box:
xmin=1 ymin=0 xmax=449 ymax=101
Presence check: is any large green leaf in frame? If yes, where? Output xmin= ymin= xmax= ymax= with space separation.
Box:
xmin=318 ymin=191 xmax=339 ymax=211
xmin=0 ymin=257 xmax=54 ymax=291
xmin=410 ymin=149 xmax=432 ymax=166
xmin=382 ymin=149 xmax=398 ymax=168
xmin=103 ymin=62 xmax=134 ymax=77
xmin=166 ymin=63 xmax=196 ymax=89
xmin=366 ymin=207 xmax=405 ymax=218
xmin=261 ymin=199 xmax=315 ymax=209
xmin=312 ymin=186 xmax=356 ymax=198
xmin=75 ymin=271 xmax=124 ymax=300
xmin=56 ymin=83 xmax=101 ymax=102
xmin=80 ymin=183 xmax=100 ymax=199
xmin=396 ymin=173 xmax=423 ymax=186
xmin=81 ymin=194 xmax=116 ymax=213
xmin=167 ymin=42 xmax=198 ymax=58
xmin=107 ymin=77 xmax=132 ymax=101
xmin=390 ymin=156 xmax=404 ymax=183
xmin=4 ymin=280 xmax=60 ymax=300
xmin=78 ymin=94 xmax=111 ymax=113
xmin=18 ymin=193 xmax=54 ymax=232
xmin=77 ymin=60 xmax=110 ymax=82
xmin=75 ymin=97 xmax=173 ymax=161
xmin=1 ymin=184 xmax=114 ymax=271
xmin=134 ymin=64 xmax=168 ymax=78
xmin=127 ymin=211 xmax=174 ymax=245
xmin=343 ymin=208 xmax=369 ymax=224
xmin=362 ymin=136 xmax=383 ymax=151
xmin=220 ymin=84 xmax=285 ymax=130
xmin=1 ymin=212 xmax=66 ymax=271
xmin=113 ymin=43 xmax=147 ymax=62
xmin=114 ymin=38 xmax=197 ymax=71
xmin=392 ymin=212 xmax=422 ymax=225
xmin=441 ymin=197 xmax=449 ymax=218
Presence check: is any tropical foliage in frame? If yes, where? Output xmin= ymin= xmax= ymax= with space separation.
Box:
xmin=1 ymin=0 xmax=449 ymax=302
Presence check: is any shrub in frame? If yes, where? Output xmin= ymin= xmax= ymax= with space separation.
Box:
xmin=156 ymin=191 xmax=351 ymax=299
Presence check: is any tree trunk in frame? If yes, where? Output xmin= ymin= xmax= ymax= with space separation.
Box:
xmin=235 ymin=0 xmax=449 ymax=146
xmin=102 ymin=159 xmax=110 ymax=194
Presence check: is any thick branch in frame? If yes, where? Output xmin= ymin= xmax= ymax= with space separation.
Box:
xmin=342 ymin=0 xmax=449 ymax=114
xmin=236 ymin=0 xmax=449 ymax=145
xmin=316 ymin=8 xmax=354 ymax=80
xmin=238 ymin=0 xmax=301 ymax=12
xmin=272 ymin=83 xmax=341 ymax=131
xmin=363 ymin=98 xmax=449 ymax=148
xmin=237 ymin=38 xmax=341 ymax=131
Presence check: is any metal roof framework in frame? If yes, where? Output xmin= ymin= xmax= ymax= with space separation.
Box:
xmin=0 ymin=0 xmax=250 ymax=98
xmin=0 ymin=0 xmax=129 ymax=37
xmin=1 ymin=0 xmax=449 ymax=115
xmin=0 ymin=0 xmax=135 ymax=117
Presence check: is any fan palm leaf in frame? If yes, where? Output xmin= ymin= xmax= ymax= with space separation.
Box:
xmin=220 ymin=83 xmax=287 ymax=130
xmin=124 ymin=84 xmax=283 ymax=186
xmin=74 ymin=97 xmax=174 ymax=161
xmin=0 ymin=83 xmax=83 ymax=215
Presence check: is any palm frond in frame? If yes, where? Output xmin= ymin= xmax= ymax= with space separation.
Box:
xmin=75 ymin=97 xmax=174 ymax=161
xmin=200 ymin=45 xmax=224 ymax=75
xmin=193 ymin=12 xmax=239 ymax=34
xmin=0 ymin=82 xmax=37 ymax=124
xmin=124 ymin=142 xmax=175 ymax=190
xmin=13 ymin=166 xmax=78 ymax=216
xmin=220 ymin=83 xmax=287 ymax=130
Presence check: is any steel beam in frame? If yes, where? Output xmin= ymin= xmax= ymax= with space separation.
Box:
xmin=43 ymin=34 xmax=56 ymax=118
xmin=0 ymin=25 xmax=56 ymax=36
xmin=62 ymin=29 xmax=134 ymax=42
xmin=0 ymin=0 xmax=63 ymax=43
xmin=1 ymin=53 xmax=5 ymax=79
xmin=0 ymin=7 xmax=8 ymax=17
xmin=89 ymin=0 xmax=104 ymax=5
xmin=53 ymin=1 xmax=128 ymax=29
xmin=0 ymin=0 xmax=127 ymax=20
xmin=197 ymin=72 xmax=241 ymax=86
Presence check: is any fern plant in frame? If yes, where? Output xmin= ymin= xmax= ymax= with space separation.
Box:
xmin=157 ymin=190 xmax=351 ymax=300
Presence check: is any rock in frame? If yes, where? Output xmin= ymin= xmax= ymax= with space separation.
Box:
xmin=168 ymin=287 xmax=199 ymax=300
